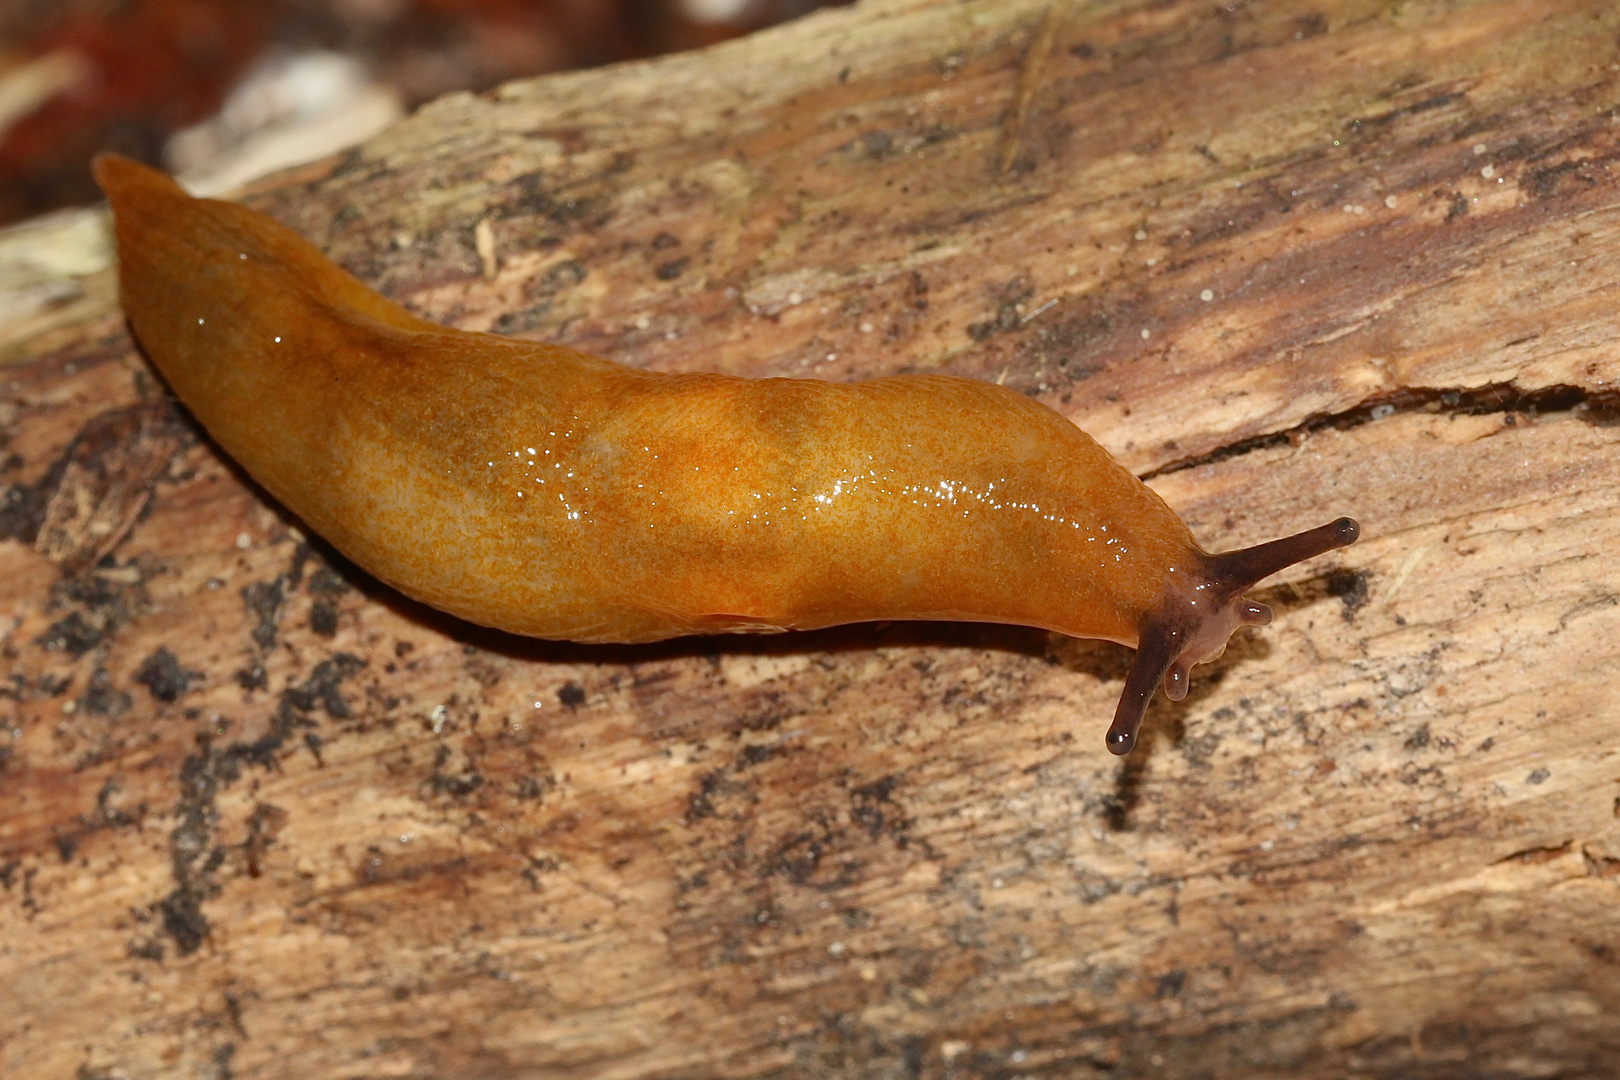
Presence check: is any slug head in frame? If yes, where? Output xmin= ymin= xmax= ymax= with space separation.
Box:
xmin=1105 ymin=516 xmax=1359 ymax=755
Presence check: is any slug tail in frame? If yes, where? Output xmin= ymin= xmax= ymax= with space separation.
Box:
xmin=92 ymin=152 xmax=437 ymax=338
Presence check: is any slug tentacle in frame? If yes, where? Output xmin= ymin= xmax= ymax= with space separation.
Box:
xmin=1106 ymin=620 xmax=1179 ymax=755
xmin=1204 ymin=517 xmax=1361 ymax=597
xmin=1104 ymin=516 xmax=1362 ymax=755
xmin=94 ymin=153 xmax=1361 ymax=757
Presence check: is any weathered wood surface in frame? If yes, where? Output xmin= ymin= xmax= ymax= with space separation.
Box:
xmin=4 ymin=0 xmax=1620 ymax=1076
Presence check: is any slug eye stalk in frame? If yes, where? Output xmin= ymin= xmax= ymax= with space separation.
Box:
xmin=1105 ymin=517 xmax=1360 ymax=755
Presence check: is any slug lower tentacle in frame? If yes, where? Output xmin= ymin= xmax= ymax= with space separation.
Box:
xmin=93 ymin=153 xmax=1359 ymax=754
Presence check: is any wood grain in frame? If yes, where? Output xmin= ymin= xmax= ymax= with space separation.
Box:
xmin=3 ymin=0 xmax=1619 ymax=1076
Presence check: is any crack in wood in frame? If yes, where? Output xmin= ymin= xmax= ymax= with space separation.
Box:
xmin=1142 ymin=381 xmax=1620 ymax=481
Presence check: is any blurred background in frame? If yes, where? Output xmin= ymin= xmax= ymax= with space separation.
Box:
xmin=0 ymin=0 xmax=847 ymax=228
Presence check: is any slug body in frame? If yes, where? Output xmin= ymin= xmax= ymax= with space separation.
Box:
xmin=95 ymin=155 xmax=1357 ymax=753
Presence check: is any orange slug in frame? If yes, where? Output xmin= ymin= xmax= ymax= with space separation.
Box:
xmin=94 ymin=153 xmax=1358 ymax=754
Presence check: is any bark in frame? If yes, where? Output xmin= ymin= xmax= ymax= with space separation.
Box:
xmin=3 ymin=0 xmax=1620 ymax=1076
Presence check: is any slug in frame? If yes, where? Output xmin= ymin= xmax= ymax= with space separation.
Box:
xmin=93 ymin=153 xmax=1358 ymax=754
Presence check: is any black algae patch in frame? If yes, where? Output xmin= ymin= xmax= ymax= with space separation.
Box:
xmin=240 ymin=542 xmax=315 ymax=650
xmin=135 ymin=647 xmax=202 ymax=703
xmin=1327 ymin=569 xmax=1371 ymax=621
xmin=158 ymin=653 xmax=364 ymax=955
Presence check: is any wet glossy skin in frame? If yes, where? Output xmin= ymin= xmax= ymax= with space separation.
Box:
xmin=95 ymin=154 xmax=1358 ymax=753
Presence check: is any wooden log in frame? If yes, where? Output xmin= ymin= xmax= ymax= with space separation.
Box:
xmin=3 ymin=0 xmax=1620 ymax=1075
